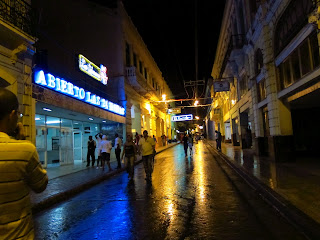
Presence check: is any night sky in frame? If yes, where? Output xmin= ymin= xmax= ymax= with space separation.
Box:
xmin=123 ymin=0 xmax=225 ymax=104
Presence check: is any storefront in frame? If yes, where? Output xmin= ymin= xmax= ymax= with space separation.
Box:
xmin=33 ymin=69 xmax=126 ymax=168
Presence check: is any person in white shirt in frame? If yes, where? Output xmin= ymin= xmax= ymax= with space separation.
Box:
xmin=95 ymin=133 xmax=103 ymax=168
xmin=99 ymin=135 xmax=112 ymax=171
xmin=114 ymin=133 xmax=122 ymax=169
xmin=138 ymin=130 xmax=156 ymax=182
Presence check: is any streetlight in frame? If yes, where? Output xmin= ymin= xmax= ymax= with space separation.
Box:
xmin=194 ymin=100 xmax=199 ymax=106
xmin=195 ymin=116 xmax=200 ymax=120
xmin=162 ymin=94 xmax=166 ymax=101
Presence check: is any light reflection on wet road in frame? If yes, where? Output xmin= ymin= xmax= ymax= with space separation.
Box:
xmin=34 ymin=141 xmax=305 ymax=240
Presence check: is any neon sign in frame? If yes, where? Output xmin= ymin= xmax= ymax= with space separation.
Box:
xmin=79 ymin=54 xmax=108 ymax=85
xmin=172 ymin=114 xmax=193 ymax=122
xmin=34 ymin=70 xmax=125 ymax=116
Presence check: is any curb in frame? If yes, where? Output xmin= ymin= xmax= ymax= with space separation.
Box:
xmin=206 ymin=141 xmax=320 ymax=240
xmin=32 ymin=143 xmax=179 ymax=214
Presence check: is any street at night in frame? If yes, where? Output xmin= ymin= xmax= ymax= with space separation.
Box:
xmin=1 ymin=0 xmax=320 ymax=239
xmin=33 ymin=142 xmax=305 ymax=240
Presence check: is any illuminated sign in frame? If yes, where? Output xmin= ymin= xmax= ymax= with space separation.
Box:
xmin=172 ymin=114 xmax=193 ymax=122
xmin=213 ymin=81 xmax=230 ymax=92
xmin=168 ymin=108 xmax=181 ymax=114
xmin=34 ymin=70 xmax=125 ymax=116
xmin=79 ymin=54 xmax=108 ymax=85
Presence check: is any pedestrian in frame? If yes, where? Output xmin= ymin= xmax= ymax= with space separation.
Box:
xmin=138 ymin=130 xmax=156 ymax=182
xmin=99 ymin=135 xmax=112 ymax=171
xmin=215 ymin=130 xmax=222 ymax=151
xmin=114 ymin=133 xmax=122 ymax=169
xmin=121 ymin=134 xmax=136 ymax=181
xmin=95 ymin=132 xmax=103 ymax=168
xmin=183 ymin=133 xmax=189 ymax=156
xmin=0 ymin=88 xmax=48 ymax=239
xmin=87 ymin=136 xmax=96 ymax=167
xmin=135 ymin=132 xmax=140 ymax=145
xmin=188 ymin=134 xmax=193 ymax=155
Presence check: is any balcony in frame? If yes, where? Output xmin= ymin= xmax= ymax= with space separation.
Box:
xmin=126 ymin=66 xmax=160 ymax=101
xmin=0 ymin=0 xmax=36 ymax=46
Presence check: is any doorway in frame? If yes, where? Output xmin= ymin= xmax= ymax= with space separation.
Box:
xmin=73 ymin=131 xmax=82 ymax=164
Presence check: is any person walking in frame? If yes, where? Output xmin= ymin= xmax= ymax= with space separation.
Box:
xmin=99 ymin=135 xmax=112 ymax=171
xmin=95 ymin=132 xmax=103 ymax=168
xmin=215 ymin=130 xmax=222 ymax=151
xmin=0 ymin=88 xmax=48 ymax=239
xmin=87 ymin=136 xmax=96 ymax=167
xmin=188 ymin=134 xmax=194 ymax=155
xmin=183 ymin=133 xmax=189 ymax=156
xmin=114 ymin=133 xmax=122 ymax=169
xmin=135 ymin=132 xmax=140 ymax=146
xmin=121 ymin=134 xmax=136 ymax=181
xmin=138 ymin=130 xmax=156 ymax=182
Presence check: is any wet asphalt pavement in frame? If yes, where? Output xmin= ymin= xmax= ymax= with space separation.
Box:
xmin=34 ymin=141 xmax=306 ymax=240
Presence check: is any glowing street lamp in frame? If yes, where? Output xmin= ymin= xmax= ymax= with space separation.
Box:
xmin=195 ymin=116 xmax=200 ymax=120
xmin=162 ymin=94 xmax=166 ymax=101
xmin=194 ymin=100 xmax=199 ymax=106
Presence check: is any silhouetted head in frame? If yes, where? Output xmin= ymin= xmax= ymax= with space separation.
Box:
xmin=0 ymin=88 xmax=20 ymax=134
xmin=143 ymin=130 xmax=148 ymax=138
xmin=115 ymin=133 xmax=119 ymax=138
xmin=89 ymin=136 xmax=92 ymax=140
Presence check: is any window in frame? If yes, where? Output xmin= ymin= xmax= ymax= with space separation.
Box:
xmin=133 ymin=53 xmax=137 ymax=67
xmin=125 ymin=42 xmax=131 ymax=66
xmin=311 ymin=33 xmax=320 ymax=68
xmin=239 ymin=75 xmax=248 ymax=98
xmin=255 ymin=49 xmax=263 ymax=75
xmin=144 ymin=68 xmax=148 ymax=80
xmin=139 ymin=61 xmax=143 ymax=74
xmin=274 ymin=0 xmax=313 ymax=55
xmin=277 ymin=31 xmax=320 ymax=90
xmin=257 ymin=79 xmax=266 ymax=102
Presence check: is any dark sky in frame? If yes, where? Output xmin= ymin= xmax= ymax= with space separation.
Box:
xmin=122 ymin=0 xmax=225 ymax=102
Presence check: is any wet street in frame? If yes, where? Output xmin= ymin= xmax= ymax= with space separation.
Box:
xmin=34 ymin=141 xmax=305 ymax=240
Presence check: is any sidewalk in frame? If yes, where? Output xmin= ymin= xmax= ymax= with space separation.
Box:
xmin=206 ymin=140 xmax=320 ymax=239
xmin=31 ymin=142 xmax=179 ymax=214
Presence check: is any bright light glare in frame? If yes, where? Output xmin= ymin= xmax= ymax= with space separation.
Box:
xmin=194 ymin=100 xmax=199 ymax=106
xmin=231 ymin=99 xmax=236 ymax=105
xmin=89 ymin=118 xmax=94 ymax=121
xmin=35 ymin=117 xmax=41 ymax=120
xmin=162 ymin=94 xmax=166 ymax=101
xmin=102 ymin=120 xmax=106 ymax=123
xmin=195 ymin=116 xmax=200 ymax=120
xmin=43 ymin=108 xmax=52 ymax=112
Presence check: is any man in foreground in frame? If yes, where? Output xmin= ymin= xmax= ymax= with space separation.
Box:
xmin=0 ymin=88 xmax=48 ymax=239
xmin=138 ymin=130 xmax=155 ymax=182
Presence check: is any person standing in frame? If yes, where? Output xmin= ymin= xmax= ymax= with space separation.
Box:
xmin=87 ymin=136 xmax=96 ymax=167
xmin=95 ymin=132 xmax=103 ymax=168
xmin=138 ymin=130 xmax=156 ymax=182
xmin=135 ymin=132 xmax=140 ymax=146
xmin=183 ymin=133 xmax=189 ymax=156
xmin=99 ymin=135 xmax=112 ymax=171
xmin=215 ymin=130 xmax=222 ymax=151
xmin=188 ymin=134 xmax=193 ymax=155
xmin=0 ymin=88 xmax=48 ymax=239
xmin=121 ymin=134 xmax=136 ymax=181
xmin=114 ymin=133 xmax=122 ymax=169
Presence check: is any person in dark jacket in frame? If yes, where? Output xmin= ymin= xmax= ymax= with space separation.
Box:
xmin=215 ymin=130 xmax=222 ymax=151
xmin=87 ymin=136 xmax=96 ymax=167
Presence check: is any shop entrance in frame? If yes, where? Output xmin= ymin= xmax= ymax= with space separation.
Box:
xmin=73 ymin=131 xmax=82 ymax=164
xmin=290 ymin=88 xmax=320 ymax=157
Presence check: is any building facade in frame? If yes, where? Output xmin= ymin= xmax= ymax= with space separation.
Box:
xmin=206 ymin=0 xmax=320 ymax=161
xmin=0 ymin=0 xmax=36 ymax=142
xmin=120 ymin=4 xmax=175 ymax=145
xmin=0 ymin=0 xmax=174 ymax=168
